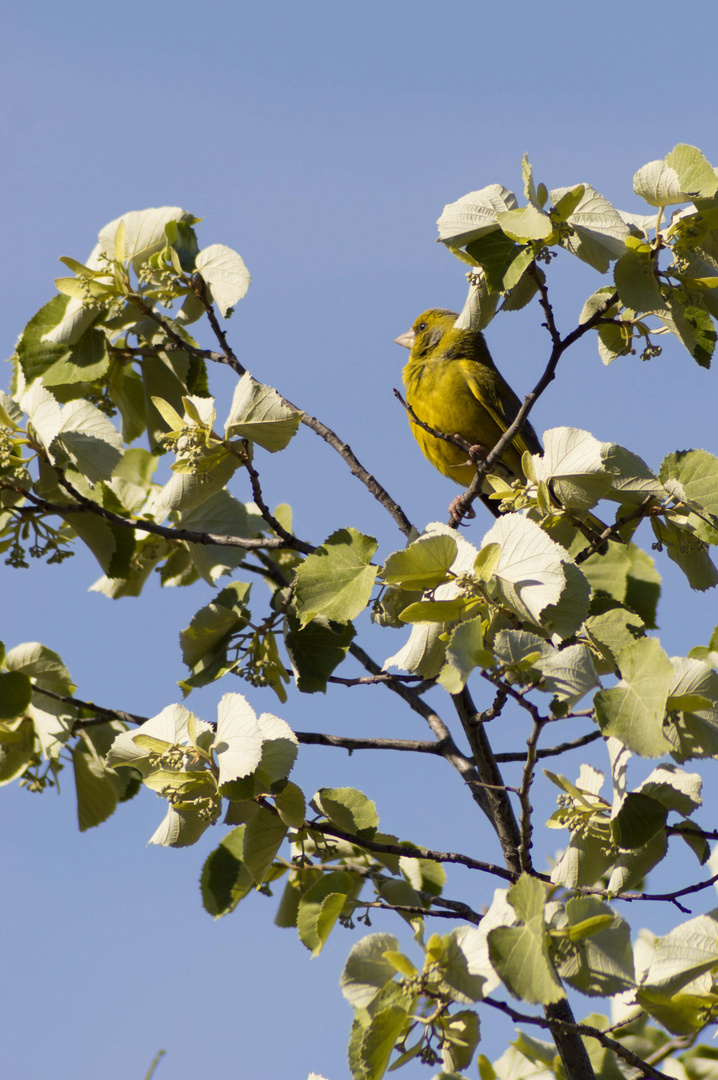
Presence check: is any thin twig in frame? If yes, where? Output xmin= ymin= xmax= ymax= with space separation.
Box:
xmin=353 ymin=900 xmax=480 ymax=924
xmin=294 ymin=732 xmax=446 ymax=754
xmin=305 ymin=818 xmax=517 ymax=883
xmin=495 ymin=729 xmax=602 ymax=763
xmin=518 ymin=716 xmax=548 ymax=872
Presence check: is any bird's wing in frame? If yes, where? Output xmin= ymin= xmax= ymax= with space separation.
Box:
xmin=462 ymin=364 xmax=541 ymax=456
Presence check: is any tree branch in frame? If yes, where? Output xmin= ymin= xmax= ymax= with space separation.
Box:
xmin=495 ymin=729 xmax=602 ymax=763
xmin=349 ymin=642 xmax=494 ymax=821
xmin=452 ymin=685 xmax=522 ymax=870
xmin=518 ymin=715 xmax=548 ymax=872
xmin=1 ymin=479 xmax=305 ymax=553
xmin=482 ymin=996 xmax=672 ymax=1080
xmin=305 ymin=818 xmax=517 ymax=883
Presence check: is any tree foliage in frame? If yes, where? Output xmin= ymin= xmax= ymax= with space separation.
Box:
xmin=5 ymin=144 xmax=718 ymax=1080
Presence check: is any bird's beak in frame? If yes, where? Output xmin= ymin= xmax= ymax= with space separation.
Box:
xmin=394 ymin=329 xmax=415 ymax=349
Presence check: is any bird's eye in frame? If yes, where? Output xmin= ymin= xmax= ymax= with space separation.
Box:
xmin=417 ymin=321 xmax=427 ymax=331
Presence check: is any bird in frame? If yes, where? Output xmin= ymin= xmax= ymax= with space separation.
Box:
xmin=395 ymin=308 xmax=541 ymax=518
xmin=395 ymin=307 xmax=609 ymax=549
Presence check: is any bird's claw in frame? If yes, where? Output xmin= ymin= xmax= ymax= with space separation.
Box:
xmin=448 ymin=495 xmax=476 ymax=526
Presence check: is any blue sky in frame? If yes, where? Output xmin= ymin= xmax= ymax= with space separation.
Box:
xmin=3 ymin=3 xmax=718 ymax=1078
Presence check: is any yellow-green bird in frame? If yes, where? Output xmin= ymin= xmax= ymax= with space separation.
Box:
xmin=395 ymin=308 xmax=541 ymax=515
xmin=395 ymin=308 xmax=610 ymax=549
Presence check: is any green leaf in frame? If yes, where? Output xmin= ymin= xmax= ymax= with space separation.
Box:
xmin=297 ymin=870 xmax=355 ymax=955
xmin=633 ymin=158 xmax=690 ymax=207
xmin=4 ymin=642 xmax=74 ymax=694
xmin=340 ymin=933 xmax=401 ymax=1010
xmin=242 ymin=804 xmax=287 ymax=883
xmin=200 ymin=825 xmax=255 ymax=917
xmin=614 ymin=249 xmax=663 ymax=312
xmin=147 ymin=802 xmax=216 ymax=848
xmin=532 ymin=427 xmax=613 ymax=510
xmin=274 ymin=780 xmax=306 ymax=827
xmin=549 ymin=184 xmax=629 ymax=271
xmin=440 ymin=1010 xmax=480 ymax=1073
xmin=436 ymin=185 xmax=518 ymax=247
xmin=625 ymin=546 xmax=661 ymax=628
xmin=399 ymin=598 xmax=473 ymax=624
xmin=179 ymin=490 xmax=264 ymax=585
xmin=438 ymin=618 xmax=487 ymax=693
xmin=97 ymin=206 xmax=198 ymax=270
xmin=555 ymin=897 xmax=634 ymax=997
xmin=552 ymin=184 xmax=585 ymax=221
xmin=584 ymin=606 xmax=646 ymax=670
xmin=534 ymin=643 xmax=600 ymax=706
xmin=496 ymin=205 xmax=553 ymax=242
xmin=214 ymin=692 xmax=297 ymax=790
xmin=73 ymin=737 xmax=119 ymax=831
xmin=660 ymin=449 xmax=718 ymax=524
xmin=652 ymin=516 xmax=718 ymax=590
xmin=655 ymin=299 xmax=716 ymax=368
xmin=594 ymin=637 xmax=674 ymax=756
xmin=454 ymin=274 xmax=498 ymax=332
xmin=52 ymin=399 xmax=123 ymax=483
xmin=666 ymin=144 xmax=718 ymax=201
xmin=610 ymin=792 xmax=667 ymax=848
xmin=179 ymin=582 xmax=252 ymax=689
xmin=106 ymin=703 xmax=211 ymax=772
xmin=284 ymin=612 xmax=355 ymax=693
xmin=42 ymin=327 xmax=110 ymax=388
xmin=482 ymin=514 xmax=589 ymax=638
xmin=224 ymin=373 xmax=303 ymax=451
xmin=155 ymin=450 xmax=241 ymax=513
xmin=0 ymin=671 xmax=32 ymax=720
xmin=195 ymin=244 xmax=251 ymax=317
xmin=640 ymin=911 xmax=718 ymax=996
xmin=464 ymin=230 xmax=520 ymax=292
xmin=314 ymin=787 xmax=379 ymax=837
xmin=488 ymin=875 xmax=565 ymax=1005
xmin=0 ymin=718 xmax=37 ymax=784
xmin=666 ymin=656 xmax=718 ymax=761
xmin=348 ymin=1004 xmax=409 ymax=1080
xmin=14 ymin=294 xmax=84 ymax=383
xmin=434 ymin=927 xmax=490 ymax=1004
xmin=294 ymin=528 xmax=378 ymax=626
xmin=383 ymin=620 xmax=448 ymax=678
xmin=380 ymin=533 xmax=457 ymax=590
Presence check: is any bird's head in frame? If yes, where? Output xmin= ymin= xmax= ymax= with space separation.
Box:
xmin=394 ymin=309 xmax=459 ymax=357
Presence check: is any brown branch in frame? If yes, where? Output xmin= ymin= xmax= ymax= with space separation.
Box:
xmin=482 ymin=996 xmax=672 ymax=1080
xmin=240 ymin=444 xmax=315 ymax=552
xmin=349 ymin=642 xmax=494 ymax=821
xmin=353 ymin=900 xmax=480 ymax=923
xmin=294 ymin=732 xmax=446 ymax=754
xmin=327 ymin=672 xmax=424 ymax=686
xmin=305 ymin=818 xmax=517 ymax=883
xmin=122 ymin=290 xmax=415 ymax=538
xmin=452 ymin=685 xmax=522 ymax=871
xmin=611 ymin=870 xmax=718 ymax=913
xmin=575 ymin=495 xmax=660 ymax=565
xmin=30 ymin=684 xmax=147 ymax=728
xmin=1 ymin=478 xmax=303 ymax=553
xmin=495 ymin=729 xmax=603 ymax=763
xmin=518 ymin=716 xmax=548 ymax=872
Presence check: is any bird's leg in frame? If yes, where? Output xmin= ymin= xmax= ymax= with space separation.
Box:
xmin=447 ymin=436 xmax=490 ymax=524
xmin=448 ymin=494 xmax=476 ymax=526
xmin=466 ymin=441 xmax=490 ymax=464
